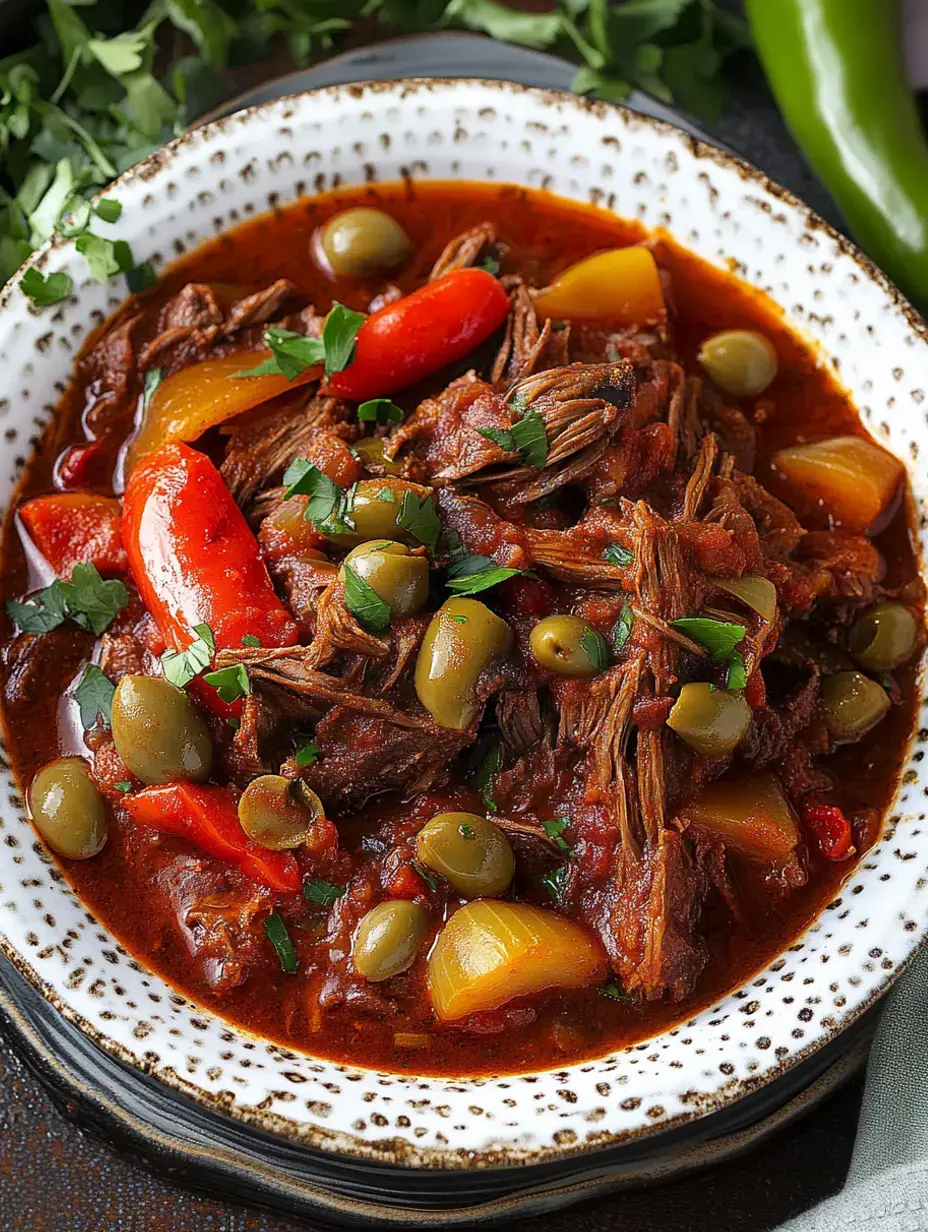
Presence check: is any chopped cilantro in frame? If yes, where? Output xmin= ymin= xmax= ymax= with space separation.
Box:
xmin=542 ymin=816 xmax=574 ymax=855
xmin=358 ymin=399 xmax=404 ymax=425
xmin=542 ymin=864 xmax=568 ymax=902
xmin=446 ymin=546 xmax=524 ymax=597
xmin=160 ymin=623 xmax=215 ymax=690
xmin=303 ymin=878 xmax=345 ymax=908
xmin=471 ymin=742 xmax=502 ymax=811
xmin=93 ymin=198 xmax=122 ymax=223
xmin=114 ymin=780 xmax=133 ymax=793
xmin=671 ymin=617 xmax=746 ymax=661
xmin=235 ymin=304 xmax=364 ymax=380
xmin=603 ymin=543 xmax=633 ymax=567
xmin=241 ymin=634 xmax=262 ymax=648
xmin=459 ymin=823 xmax=477 ymax=840
xmin=343 ymin=563 xmax=391 ymax=632
xmin=142 ymin=366 xmax=164 ymax=414
xmin=203 ymin=663 xmax=251 ymax=704
xmin=580 ymin=628 xmax=611 ymax=674
xmin=73 ymin=664 xmax=115 ymax=729
xmin=264 ymin=912 xmax=298 ymax=974
xmin=397 ymin=490 xmax=440 ymax=552
xmin=599 ymin=981 xmax=634 ymax=1003
xmin=726 ymin=649 xmax=748 ymax=692
xmin=21 ymin=267 xmax=73 ymax=307
xmin=478 ymin=407 xmax=548 ymax=469
xmin=612 ymin=601 xmax=635 ymax=653
xmin=6 ymin=563 xmax=129 ymax=637
xmin=412 ymin=861 xmax=438 ymax=891
xmin=295 ymin=741 xmax=321 ymax=767
xmin=282 ymin=460 xmax=356 ymax=537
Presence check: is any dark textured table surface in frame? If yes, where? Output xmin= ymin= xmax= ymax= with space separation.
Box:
xmin=0 ymin=27 xmax=863 ymax=1232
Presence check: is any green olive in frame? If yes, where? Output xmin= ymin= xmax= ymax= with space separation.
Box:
xmin=326 ymin=478 xmax=435 ymax=548
xmin=320 ymin=208 xmax=412 ymax=278
xmin=352 ymin=900 xmax=429 ymax=982
xmin=667 ymin=682 xmax=751 ymax=757
xmin=112 ymin=675 xmax=213 ymax=786
xmin=416 ymin=812 xmax=515 ymax=897
xmin=353 ymin=436 xmax=405 ymax=476
xmin=848 ymin=602 xmax=918 ymax=672
xmin=529 ymin=614 xmax=607 ymax=678
xmin=698 ymin=329 xmax=778 ymax=397
xmin=714 ymin=575 xmax=777 ymax=623
xmin=340 ymin=541 xmax=429 ymax=618
xmin=820 ymin=671 xmax=890 ymax=738
xmin=238 ymin=775 xmax=323 ymax=850
xmin=28 ymin=757 xmax=107 ymax=860
xmin=415 ymin=598 xmax=514 ymax=730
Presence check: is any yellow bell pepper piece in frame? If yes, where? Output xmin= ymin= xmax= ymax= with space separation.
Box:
xmin=427 ymin=899 xmax=608 ymax=1021
xmin=772 ymin=435 xmax=903 ymax=532
xmin=533 ymin=245 xmax=665 ymax=325
xmin=126 ymin=350 xmax=318 ymax=474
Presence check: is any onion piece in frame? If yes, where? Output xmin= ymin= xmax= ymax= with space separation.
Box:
xmin=713 ymin=575 xmax=777 ymax=623
xmin=679 ymin=772 xmax=799 ymax=861
xmin=772 ymin=435 xmax=903 ymax=532
xmin=427 ymin=899 xmax=608 ymax=1021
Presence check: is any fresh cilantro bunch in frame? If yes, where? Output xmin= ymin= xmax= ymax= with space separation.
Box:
xmin=1 ymin=0 xmax=748 ymax=289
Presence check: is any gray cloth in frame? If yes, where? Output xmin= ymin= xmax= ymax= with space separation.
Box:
xmin=781 ymin=944 xmax=928 ymax=1230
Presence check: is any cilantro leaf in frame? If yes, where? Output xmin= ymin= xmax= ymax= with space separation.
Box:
xmin=303 ymin=877 xmax=344 ymax=907
xmin=478 ymin=407 xmax=548 ymax=469
xmin=603 ymin=543 xmax=633 ymax=568
xmin=446 ymin=563 xmax=523 ymax=596
xmin=343 ymin=563 xmax=391 ymax=632
xmin=126 ymin=260 xmax=156 ymax=292
xmin=477 ymin=255 xmax=500 ymax=275
xmin=471 ymin=742 xmax=501 ymax=811
xmin=599 ymin=981 xmax=634 ymax=1003
xmin=357 ymin=399 xmax=404 ymax=425
xmin=73 ymin=664 xmax=115 ymax=729
xmin=21 ymin=267 xmax=73 ymax=306
xmin=264 ymin=911 xmax=298 ymax=973
xmin=542 ymin=864 xmax=568 ymax=902
xmin=203 ymin=663 xmax=251 ymax=703
xmin=726 ymin=650 xmax=748 ymax=692
xmin=542 ymin=815 xmax=575 ymax=855
xmin=397 ymin=491 xmax=440 ymax=552
xmin=322 ymin=302 xmax=366 ymax=376
xmin=75 ymin=232 xmax=121 ymax=281
xmin=236 ymin=325 xmax=324 ymax=380
xmin=283 ymin=460 xmax=356 ymax=537
xmin=59 ymin=564 xmax=130 ymax=636
xmin=114 ymin=780 xmax=133 ymax=793
xmin=241 ymin=634 xmax=262 ymax=648
xmin=580 ymin=628 xmax=611 ymax=674
xmin=93 ymin=198 xmax=122 ymax=223
xmin=412 ymin=861 xmax=438 ymax=891
xmin=459 ymin=822 xmax=477 ymax=839
xmin=142 ymin=367 xmax=164 ymax=414
xmin=671 ymin=617 xmax=746 ymax=661
xmin=6 ymin=580 xmax=68 ymax=633
xmin=612 ymin=601 xmax=635 ymax=653
xmin=295 ymin=741 xmax=320 ymax=767
xmin=160 ymin=625 xmax=214 ymax=689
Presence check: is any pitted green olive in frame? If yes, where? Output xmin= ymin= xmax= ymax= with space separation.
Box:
xmin=849 ymin=602 xmax=918 ymax=672
xmin=238 ymin=774 xmax=323 ymax=850
xmin=667 ymin=683 xmax=751 ymax=757
xmin=529 ymin=614 xmax=607 ymax=677
xmin=714 ymin=575 xmax=777 ymax=623
xmin=416 ymin=812 xmax=515 ymax=897
xmin=353 ymin=436 xmax=405 ymax=476
xmin=820 ymin=671 xmax=890 ymax=738
xmin=28 ymin=758 xmax=107 ymax=860
xmin=698 ymin=329 xmax=778 ymax=397
xmin=340 ymin=541 xmax=429 ymax=618
xmin=321 ymin=208 xmax=412 ymax=278
xmin=326 ymin=478 xmax=435 ymax=548
xmin=352 ymin=900 xmax=429 ymax=981
xmin=112 ymin=675 xmax=213 ymax=785
xmin=415 ymin=598 xmax=514 ymax=730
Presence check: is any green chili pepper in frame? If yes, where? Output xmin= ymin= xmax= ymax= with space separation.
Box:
xmin=746 ymin=0 xmax=928 ymax=308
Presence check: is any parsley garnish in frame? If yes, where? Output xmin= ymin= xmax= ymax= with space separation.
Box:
xmin=282 ymin=460 xmax=356 ymax=537
xmin=478 ymin=407 xmax=548 ymax=469
xmin=241 ymin=633 xmax=262 ymax=648
xmin=295 ymin=741 xmax=320 ymax=767
xmin=203 ymin=663 xmax=251 ymax=704
xmin=542 ymin=864 xmax=568 ymax=902
xmin=160 ymin=622 xmax=215 ymax=689
xmin=264 ymin=912 xmax=298 ymax=974
xmin=412 ymin=861 xmax=438 ymax=891
xmin=94 ymin=198 xmax=122 ymax=223
xmin=6 ymin=564 xmax=129 ymax=637
xmin=375 ymin=487 xmax=394 ymax=502
xmin=303 ymin=878 xmax=345 ymax=907
xmin=459 ymin=823 xmax=476 ymax=840
xmin=612 ymin=602 xmax=635 ymax=653
xmin=226 ymin=716 xmax=241 ymax=729
xmin=114 ymin=780 xmax=132 ymax=793
xmin=358 ymin=399 xmax=404 ymax=425
xmin=21 ymin=267 xmax=73 ymax=307
xmin=603 ymin=544 xmax=633 ymax=568
xmin=446 ymin=545 xmax=524 ymax=597
xmin=542 ymin=816 xmax=574 ymax=855
xmin=471 ymin=742 xmax=502 ymax=811
xmin=73 ymin=663 xmax=115 ymax=728
xmin=599 ymin=981 xmax=634 ymax=1003
xmin=580 ymin=628 xmax=611 ymax=674
xmin=451 ymin=614 xmax=468 ymax=624
xmin=126 ymin=260 xmax=156 ymax=292
xmin=343 ymin=563 xmax=391 ymax=632
xmin=142 ymin=366 xmax=164 ymax=414
xmin=671 ymin=617 xmax=746 ymax=661
xmin=236 ymin=304 xmax=365 ymax=381
xmin=397 ymin=491 xmax=440 ymax=553
xmin=726 ymin=649 xmax=748 ymax=692
xmin=477 ymin=255 xmax=500 ymax=275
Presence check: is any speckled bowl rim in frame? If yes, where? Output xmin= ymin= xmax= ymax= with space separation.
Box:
xmin=0 ymin=78 xmax=926 ymax=1171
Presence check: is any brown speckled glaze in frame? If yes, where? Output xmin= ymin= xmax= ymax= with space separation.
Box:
xmin=0 ymin=80 xmax=926 ymax=1169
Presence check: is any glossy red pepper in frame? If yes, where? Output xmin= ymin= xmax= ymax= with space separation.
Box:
xmin=328 ymin=268 xmax=510 ymax=402
xmin=800 ymin=799 xmax=855 ymax=861
xmin=19 ymin=493 xmax=128 ymax=578
xmin=125 ymin=782 xmax=301 ymax=893
xmin=122 ymin=443 xmax=299 ymax=713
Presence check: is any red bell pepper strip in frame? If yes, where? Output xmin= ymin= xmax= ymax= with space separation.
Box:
xmin=122 ymin=443 xmax=299 ymax=710
xmin=800 ymin=799 xmax=855 ymax=861
xmin=19 ymin=493 xmax=128 ymax=578
xmin=125 ymin=782 xmax=301 ymax=893
xmin=328 ymin=268 xmax=510 ymax=402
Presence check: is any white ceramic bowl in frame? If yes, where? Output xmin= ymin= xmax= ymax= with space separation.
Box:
xmin=1 ymin=79 xmax=927 ymax=1169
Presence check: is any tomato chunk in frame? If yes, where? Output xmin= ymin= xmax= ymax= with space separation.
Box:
xmin=19 ymin=493 xmax=127 ymax=577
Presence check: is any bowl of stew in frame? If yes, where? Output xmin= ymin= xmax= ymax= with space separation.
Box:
xmin=0 ymin=79 xmax=926 ymax=1185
